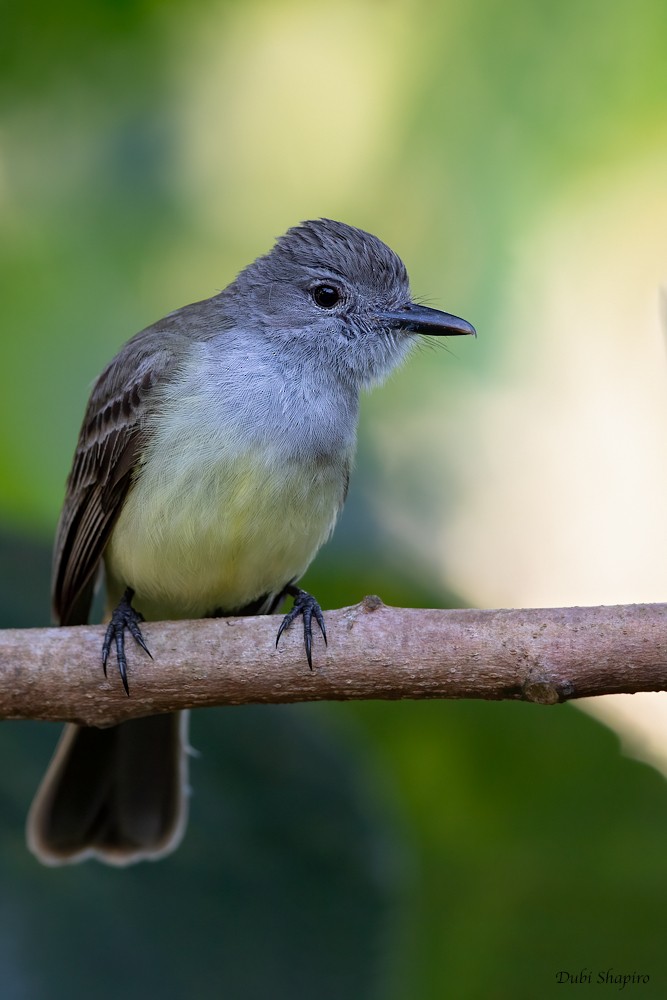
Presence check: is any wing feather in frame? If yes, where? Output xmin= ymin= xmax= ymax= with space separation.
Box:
xmin=52 ymin=324 xmax=188 ymax=625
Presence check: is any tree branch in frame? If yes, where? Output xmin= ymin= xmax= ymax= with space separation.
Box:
xmin=1 ymin=598 xmax=666 ymax=727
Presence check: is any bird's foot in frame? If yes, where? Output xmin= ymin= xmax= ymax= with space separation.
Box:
xmin=275 ymin=586 xmax=327 ymax=670
xmin=102 ymin=587 xmax=152 ymax=696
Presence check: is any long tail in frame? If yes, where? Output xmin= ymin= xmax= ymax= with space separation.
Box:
xmin=26 ymin=711 xmax=189 ymax=866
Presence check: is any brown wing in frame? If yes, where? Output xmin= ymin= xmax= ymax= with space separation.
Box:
xmin=52 ymin=325 xmax=186 ymax=626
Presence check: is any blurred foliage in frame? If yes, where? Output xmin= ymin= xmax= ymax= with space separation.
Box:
xmin=2 ymin=0 xmax=667 ymax=998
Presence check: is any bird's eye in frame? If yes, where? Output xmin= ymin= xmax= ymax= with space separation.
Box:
xmin=311 ymin=284 xmax=341 ymax=308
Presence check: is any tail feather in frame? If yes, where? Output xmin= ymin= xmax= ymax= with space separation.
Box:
xmin=27 ymin=711 xmax=189 ymax=866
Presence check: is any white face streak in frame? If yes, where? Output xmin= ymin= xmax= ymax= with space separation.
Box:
xmin=335 ymin=325 xmax=416 ymax=390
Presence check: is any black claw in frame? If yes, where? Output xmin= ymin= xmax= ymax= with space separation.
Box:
xmin=276 ymin=587 xmax=327 ymax=670
xmin=101 ymin=587 xmax=151 ymax=695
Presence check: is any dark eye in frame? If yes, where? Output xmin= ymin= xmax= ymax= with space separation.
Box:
xmin=311 ymin=284 xmax=341 ymax=308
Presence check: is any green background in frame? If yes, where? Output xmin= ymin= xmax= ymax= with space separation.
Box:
xmin=1 ymin=1 xmax=666 ymax=997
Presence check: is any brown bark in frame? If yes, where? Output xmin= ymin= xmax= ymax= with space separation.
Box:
xmin=1 ymin=598 xmax=665 ymax=727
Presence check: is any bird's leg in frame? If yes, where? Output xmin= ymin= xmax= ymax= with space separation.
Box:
xmin=275 ymin=584 xmax=327 ymax=670
xmin=102 ymin=587 xmax=152 ymax=696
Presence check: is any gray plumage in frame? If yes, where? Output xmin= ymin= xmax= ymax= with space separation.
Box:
xmin=27 ymin=218 xmax=474 ymax=865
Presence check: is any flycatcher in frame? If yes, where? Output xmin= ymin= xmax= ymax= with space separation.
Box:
xmin=27 ymin=219 xmax=475 ymax=865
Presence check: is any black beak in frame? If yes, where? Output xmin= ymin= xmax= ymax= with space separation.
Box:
xmin=379 ymin=303 xmax=476 ymax=337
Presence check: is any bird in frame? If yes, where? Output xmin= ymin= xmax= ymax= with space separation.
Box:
xmin=26 ymin=218 xmax=475 ymax=865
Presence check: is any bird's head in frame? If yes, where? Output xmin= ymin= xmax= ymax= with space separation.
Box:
xmin=227 ymin=218 xmax=475 ymax=388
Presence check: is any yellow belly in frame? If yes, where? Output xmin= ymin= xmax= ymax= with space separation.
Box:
xmin=105 ymin=449 xmax=344 ymax=620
